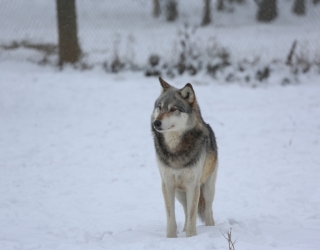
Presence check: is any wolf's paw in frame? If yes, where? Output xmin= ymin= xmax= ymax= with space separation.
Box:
xmin=186 ymin=229 xmax=197 ymax=237
xmin=205 ymin=218 xmax=215 ymax=226
xmin=166 ymin=233 xmax=177 ymax=238
xmin=166 ymin=223 xmax=177 ymax=238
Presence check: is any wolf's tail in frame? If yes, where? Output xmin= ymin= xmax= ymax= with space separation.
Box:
xmin=198 ymin=186 xmax=206 ymax=222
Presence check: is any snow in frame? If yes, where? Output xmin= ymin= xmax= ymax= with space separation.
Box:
xmin=1 ymin=0 xmax=320 ymax=249
xmin=1 ymin=61 xmax=320 ymax=249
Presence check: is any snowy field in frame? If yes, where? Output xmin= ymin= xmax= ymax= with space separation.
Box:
xmin=1 ymin=61 xmax=320 ymax=250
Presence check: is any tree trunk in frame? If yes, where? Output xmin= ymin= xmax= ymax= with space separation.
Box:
xmin=153 ymin=0 xmax=161 ymax=17
xmin=234 ymin=0 xmax=245 ymax=3
xmin=201 ymin=0 xmax=212 ymax=26
xmin=217 ymin=0 xmax=225 ymax=11
xmin=56 ymin=0 xmax=81 ymax=64
xmin=256 ymin=0 xmax=277 ymax=22
xmin=293 ymin=0 xmax=306 ymax=15
xmin=165 ymin=0 xmax=178 ymax=22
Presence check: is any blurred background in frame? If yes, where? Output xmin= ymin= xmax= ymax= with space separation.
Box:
xmin=0 ymin=0 xmax=319 ymax=83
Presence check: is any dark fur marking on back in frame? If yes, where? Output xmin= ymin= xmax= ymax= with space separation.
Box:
xmin=205 ymin=123 xmax=218 ymax=153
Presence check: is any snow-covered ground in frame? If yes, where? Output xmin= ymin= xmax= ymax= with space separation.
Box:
xmin=1 ymin=61 xmax=320 ymax=249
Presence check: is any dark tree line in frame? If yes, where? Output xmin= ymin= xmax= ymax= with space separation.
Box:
xmin=153 ymin=0 xmax=312 ymax=24
xmin=56 ymin=0 xmax=316 ymax=65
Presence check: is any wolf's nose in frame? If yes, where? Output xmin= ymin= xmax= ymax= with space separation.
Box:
xmin=153 ymin=120 xmax=162 ymax=128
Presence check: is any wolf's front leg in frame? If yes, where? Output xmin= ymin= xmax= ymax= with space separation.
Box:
xmin=185 ymin=184 xmax=200 ymax=237
xmin=162 ymin=182 xmax=177 ymax=238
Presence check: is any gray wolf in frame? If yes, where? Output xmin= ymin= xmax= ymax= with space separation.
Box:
xmin=151 ymin=77 xmax=218 ymax=238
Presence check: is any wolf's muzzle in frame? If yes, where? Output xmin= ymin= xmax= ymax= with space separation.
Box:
xmin=153 ymin=120 xmax=162 ymax=129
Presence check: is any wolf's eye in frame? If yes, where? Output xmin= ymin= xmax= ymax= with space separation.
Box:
xmin=170 ymin=108 xmax=177 ymax=112
xmin=158 ymin=106 xmax=162 ymax=110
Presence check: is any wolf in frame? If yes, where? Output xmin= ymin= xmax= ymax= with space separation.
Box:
xmin=151 ymin=77 xmax=218 ymax=238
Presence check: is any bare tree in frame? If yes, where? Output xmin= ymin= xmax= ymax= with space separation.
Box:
xmin=153 ymin=0 xmax=161 ymax=18
xmin=293 ymin=0 xmax=306 ymax=15
xmin=217 ymin=0 xmax=225 ymax=11
xmin=201 ymin=0 xmax=212 ymax=26
xmin=56 ymin=0 xmax=81 ymax=64
xmin=256 ymin=0 xmax=277 ymax=22
xmin=165 ymin=0 xmax=178 ymax=22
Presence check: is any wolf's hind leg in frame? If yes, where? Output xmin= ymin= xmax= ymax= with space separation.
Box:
xmin=200 ymin=171 xmax=217 ymax=226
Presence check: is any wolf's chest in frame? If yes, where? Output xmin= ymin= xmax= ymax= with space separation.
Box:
xmin=154 ymin=127 xmax=207 ymax=168
xmin=163 ymin=132 xmax=182 ymax=149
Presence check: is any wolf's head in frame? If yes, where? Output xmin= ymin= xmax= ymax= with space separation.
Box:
xmin=152 ymin=77 xmax=201 ymax=133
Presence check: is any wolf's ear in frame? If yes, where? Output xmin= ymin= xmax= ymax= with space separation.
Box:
xmin=179 ymin=83 xmax=195 ymax=104
xmin=159 ymin=77 xmax=171 ymax=91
